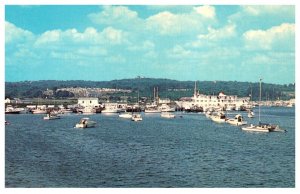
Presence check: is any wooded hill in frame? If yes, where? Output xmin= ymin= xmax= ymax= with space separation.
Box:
xmin=5 ymin=78 xmax=295 ymax=101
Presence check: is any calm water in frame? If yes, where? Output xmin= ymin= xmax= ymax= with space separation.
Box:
xmin=5 ymin=107 xmax=295 ymax=187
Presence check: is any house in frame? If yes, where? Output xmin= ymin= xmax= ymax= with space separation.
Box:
xmin=77 ymin=97 xmax=100 ymax=108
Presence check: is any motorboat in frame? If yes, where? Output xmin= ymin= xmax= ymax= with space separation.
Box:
xmin=43 ymin=113 xmax=60 ymax=120
xmin=5 ymin=121 xmax=10 ymax=125
xmin=119 ymin=112 xmax=132 ymax=119
xmin=5 ymin=105 xmax=21 ymax=114
xmin=247 ymin=110 xmax=255 ymax=118
xmin=75 ymin=118 xmax=96 ymax=128
xmin=210 ymin=112 xmax=227 ymax=123
xmin=226 ymin=114 xmax=247 ymax=126
xmin=132 ymin=113 xmax=142 ymax=121
xmin=161 ymin=112 xmax=176 ymax=118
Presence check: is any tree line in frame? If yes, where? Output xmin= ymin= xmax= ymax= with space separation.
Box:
xmin=5 ymin=78 xmax=295 ymax=101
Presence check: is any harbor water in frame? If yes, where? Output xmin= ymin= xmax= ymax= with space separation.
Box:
xmin=5 ymin=107 xmax=295 ymax=187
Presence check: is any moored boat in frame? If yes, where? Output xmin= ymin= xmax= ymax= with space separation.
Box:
xmin=43 ymin=113 xmax=60 ymax=120
xmin=75 ymin=118 xmax=96 ymax=128
xmin=132 ymin=113 xmax=142 ymax=121
xmin=5 ymin=105 xmax=21 ymax=114
xmin=226 ymin=114 xmax=247 ymax=126
xmin=119 ymin=112 xmax=132 ymax=119
xmin=161 ymin=112 xmax=176 ymax=118
xmin=242 ymin=79 xmax=282 ymax=132
xmin=210 ymin=112 xmax=227 ymax=123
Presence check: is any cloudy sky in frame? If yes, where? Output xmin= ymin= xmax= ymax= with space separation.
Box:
xmin=5 ymin=5 xmax=295 ymax=84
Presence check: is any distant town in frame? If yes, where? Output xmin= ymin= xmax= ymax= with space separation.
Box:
xmin=5 ymin=78 xmax=295 ymax=115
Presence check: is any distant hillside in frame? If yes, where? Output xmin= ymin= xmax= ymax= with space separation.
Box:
xmin=5 ymin=78 xmax=295 ymax=101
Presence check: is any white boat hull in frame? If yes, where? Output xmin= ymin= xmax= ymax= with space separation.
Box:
xmin=75 ymin=122 xmax=96 ymax=128
xmin=144 ymin=110 xmax=161 ymax=113
xmin=32 ymin=110 xmax=47 ymax=114
xmin=227 ymin=120 xmax=247 ymax=126
xmin=242 ymin=126 xmax=270 ymax=132
xmin=161 ymin=113 xmax=176 ymax=118
xmin=119 ymin=113 xmax=132 ymax=118
xmin=43 ymin=116 xmax=60 ymax=120
xmin=211 ymin=117 xmax=226 ymax=123
xmin=131 ymin=114 xmax=142 ymax=121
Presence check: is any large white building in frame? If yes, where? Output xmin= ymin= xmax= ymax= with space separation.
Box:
xmin=176 ymin=91 xmax=250 ymax=111
xmin=77 ymin=98 xmax=100 ymax=108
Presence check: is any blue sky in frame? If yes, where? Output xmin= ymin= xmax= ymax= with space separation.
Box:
xmin=5 ymin=5 xmax=295 ymax=84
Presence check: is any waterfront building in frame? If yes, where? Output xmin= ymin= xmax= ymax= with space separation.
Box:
xmin=77 ymin=97 xmax=100 ymax=108
xmin=175 ymin=82 xmax=250 ymax=111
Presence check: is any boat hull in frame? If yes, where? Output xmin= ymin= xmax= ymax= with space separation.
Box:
xmin=242 ymin=126 xmax=270 ymax=132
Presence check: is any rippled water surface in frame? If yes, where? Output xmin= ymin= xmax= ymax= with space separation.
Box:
xmin=5 ymin=107 xmax=295 ymax=187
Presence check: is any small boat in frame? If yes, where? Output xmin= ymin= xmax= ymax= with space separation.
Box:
xmin=205 ymin=111 xmax=213 ymax=118
xmin=247 ymin=110 xmax=255 ymax=118
xmin=226 ymin=114 xmax=247 ymax=126
xmin=43 ymin=113 xmax=60 ymax=120
xmin=161 ymin=112 xmax=175 ymax=118
xmin=210 ymin=112 xmax=227 ymax=123
xmin=32 ymin=108 xmax=47 ymax=114
xmin=132 ymin=113 xmax=142 ymax=121
xmin=5 ymin=105 xmax=21 ymax=114
xmin=75 ymin=118 xmax=96 ymax=128
xmin=119 ymin=112 xmax=132 ymax=119
xmin=5 ymin=121 xmax=10 ymax=125
xmin=242 ymin=123 xmax=279 ymax=133
xmin=159 ymin=104 xmax=176 ymax=112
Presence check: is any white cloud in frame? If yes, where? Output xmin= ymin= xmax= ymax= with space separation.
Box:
xmin=243 ymin=23 xmax=295 ymax=51
xmin=193 ymin=5 xmax=216 ymax=19
xmin=35 ymin=26 xmax=127 ymax=47
xmin=185 ymin=24 xmax=237 ymax=48
xmin=88 ymin=5 xmax=140 ymax=28
xmin=5 ymin=21 xmax=34 ymax=44
xmin=198 ymin=24 xmax=236 ymax=41
xmin=101 ymin=27 xmax=127 ymax=45
xmin=169 ymin=45 xmax=192 ymax=58
xmin=145 ymin=9 xmax=213 ymax=35
xmin=242 ymin=5 xmax=294 ymax=17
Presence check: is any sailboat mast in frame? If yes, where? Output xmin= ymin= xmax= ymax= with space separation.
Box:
xmin=259 ymin=78 xmax=262 ymax=123
xmin=194 ymin=81 xmax=197 ymax=97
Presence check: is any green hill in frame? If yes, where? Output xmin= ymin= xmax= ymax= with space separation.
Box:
xmin=5 ymin=78 xmax=295 ymax=101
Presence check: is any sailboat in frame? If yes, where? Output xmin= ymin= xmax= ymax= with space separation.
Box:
xmin=132 ymin=90 xmax=143 ymax=121
xmin=242 ymin=79 xmax=281 ymax=132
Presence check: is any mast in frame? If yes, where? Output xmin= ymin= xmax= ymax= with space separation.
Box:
xmin=153 ymin=87 xmax=156 ymax=104
xmin=194 ymin=81 xmax=197 ymax=97
xmin=259 ymin=78 xmax=262 ymax=123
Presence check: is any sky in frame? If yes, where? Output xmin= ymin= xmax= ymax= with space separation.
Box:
xmin=5 ymin=5 xmax=295 ymax=84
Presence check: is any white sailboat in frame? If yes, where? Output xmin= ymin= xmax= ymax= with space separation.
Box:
xmin=242 ymin=79 xmax=281 ymax=132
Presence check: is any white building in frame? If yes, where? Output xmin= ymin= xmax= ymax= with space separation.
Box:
xmin=78 ymin=98 xmax=100 ymax=108
xmin=176 ymin=91 xmax=250 ymax=111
